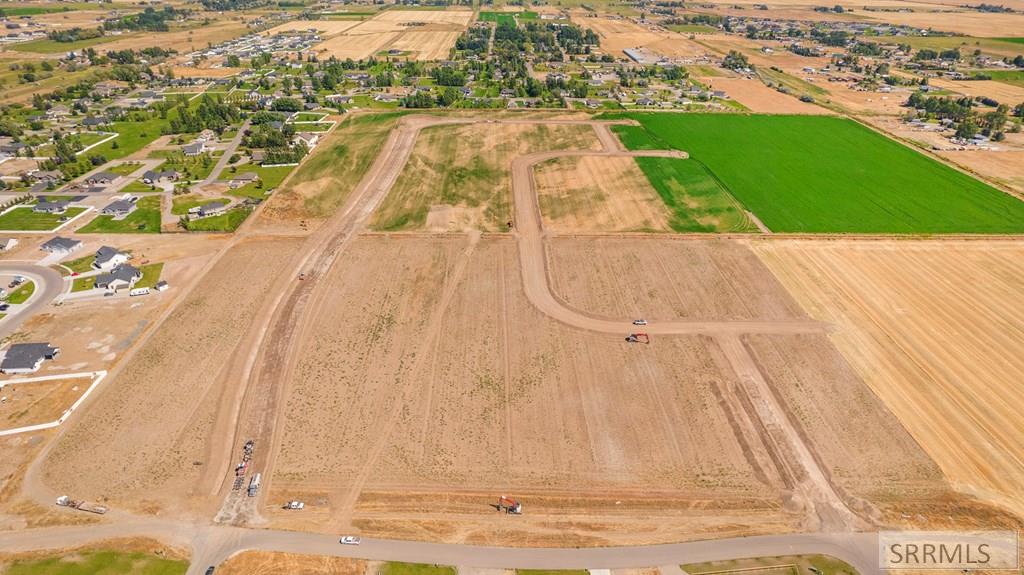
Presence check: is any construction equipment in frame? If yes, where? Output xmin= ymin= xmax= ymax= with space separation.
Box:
xmin=496 ymin=495 xmax=522 ymax=514
xmin=55 ymin=495 xmax=108 ymax=515
xmin=625 ymin=333 xmax=650 ymax=344
xmin=247 ymin=473 xmax=262 ymax=498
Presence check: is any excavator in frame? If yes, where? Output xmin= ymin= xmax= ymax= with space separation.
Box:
xmin=625 ymin=333 xmax=650 ymax=344
xmin=496 ymin=495 xmax=522 ymax=514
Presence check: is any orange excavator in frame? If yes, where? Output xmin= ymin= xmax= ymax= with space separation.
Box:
xmin=625 ymin=333 xmax=650 ymax=344
xmin=496 ymin=495 xmax=522 ymax=514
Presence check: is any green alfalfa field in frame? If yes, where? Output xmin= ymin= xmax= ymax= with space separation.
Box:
xmin=611 ymin=113 xmax=1024 ymax=234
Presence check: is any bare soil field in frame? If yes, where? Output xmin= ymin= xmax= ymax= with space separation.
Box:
xmin=696 ymin=77 xmax=824 ymax=114
xmin=371 ymin=122 xmax=601 ymax=232
xmin=264 ymin=19 xmax=363 ymax=37
xmin=218 ymin=551 xmax=365 ymax=575
xmin=39 ymin=237 xmax=303 ymax=516
xmin=267 ymin=236 xmax=798 ymax=544
xmin=861 ymin=10 xmax=1024 ymax=36
xmin=535 ymin=155 xmax=671 ymax=232
xmin=930 ymin=78 xmax=1024 ymax=103
xmin=547 ymin=238 xmax=806 ymax=321
xmin=582 ymin=17 xmax=707 ymax=58
xmin=753 ymin=239 xmax=1024 ymax=521
xmin=0 ymin=378 xmax=87 ymax=431
xmin=315 ymin=32 xmax=400 ymax=60
xmin=389 ymin=30 xmax=462 ymax=60
xmin=100 ymin=22 xmax=250 ymax=54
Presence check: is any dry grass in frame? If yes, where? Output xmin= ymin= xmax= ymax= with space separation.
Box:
xmin=218 ymin=551 xmax=365 ymax=575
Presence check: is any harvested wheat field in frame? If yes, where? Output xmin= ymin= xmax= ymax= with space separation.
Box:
xmin=931 ymin=78 xmax=1024 ymax=103
xmin=371 ymin=122 xmax=601 ymax=232
xmin=753 ymin=239 xmax=1024 ymax=521
xmin=315 ymin=32 xmax=400 ymax=60
xmin=535 ymin=155 xmax=671 ymax=232
xmin=698 ymin=77 xmax=824 ymax=114
xmin=583 ymin=17 xmax=705 ymax=58
xmin=861 ymin=10 xmax=1024 ymax=37
xmin=389 ymin=30 xmax=462 ymax=60
xmin=218 ymin=551 xmax=365 ymax=575
xmin=313 ymin=10 xmax=471 ymax=60
xmin=39 ymin=237 xmax=303 ymax=516
xmin=938 ymin=149 xmax=1024 ymax=194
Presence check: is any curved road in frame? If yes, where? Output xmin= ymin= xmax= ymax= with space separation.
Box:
xmin=2 ymin=115 xmax=866 ymax=573
xmin=0 ymin=263 xmax=63 ymax=340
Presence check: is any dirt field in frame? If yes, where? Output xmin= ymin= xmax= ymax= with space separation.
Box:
xmin=582 ymin=17 xmax=707 ymax=59
xmin=39 ymin=237 xmax=303 ymax=516
xmin=264 ymin=19 xmax=363 ymax=37
xmin=267 ymin=236 xmax=797 ymax=543
xmin=535 ymin=155 xmax=671 ymax=232
xmin=860 ymin=10 xmax=1024 ymax=37
xmin=313 ymin=10 xmax=470 ymax=60
xmin=753 ymin=239 xmax=1024 ymax=521
xmin=696 ymin=77 xmax=824 ymax=114
xmin=0 ymin=378 xmax=87 ymax=430
xmin=218 ymin=551 xmax=365 ymax=575
xmin=931 ymin=78 xmax=1024 ymax=103
xmin=371 ymin=122 xmax=601 ymax=232
xmin=99 ymin=21 xmax=250 ymax=54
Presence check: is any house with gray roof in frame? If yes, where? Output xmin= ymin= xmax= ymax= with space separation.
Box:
xmin=40 ymin=236 xmax=82 ymax=255
xmin=182 ymin=142 xmax=207 ymax=156
xmin=100 ymin=198 xmax=137 ymax=218
xmin=85 ymin=171 xmax=118 ymax=185
xmin=94 ymin=264 xmax=142 ymax=291
xmin=0 ymin=343 xmax=60 ymax=374
xmin=196 ymin=201 xmax=227 ymax=219
xmin=0 ymin=238 xmax=18 ymax=251
xmin=92 ymin=246 xmax=129 ymax=270
xmin=33 ymin=200 xmax=70 ymax=214
xmin=142 ymin=169 xmax=179 ymax=184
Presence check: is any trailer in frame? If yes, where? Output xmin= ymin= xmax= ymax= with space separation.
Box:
xmin=56 ymin=495 xmax=108 ymax=515
xmin=247 ymin=473 xmax=262 ymax=497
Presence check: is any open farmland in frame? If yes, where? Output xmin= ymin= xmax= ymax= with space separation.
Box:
xmin=612 ymin=113 xmax=1024 ymax=233
xmin=39 ymin=237 xmax=303 ymax=515
xmin=371 ymin=122 xmax=601 ymax=232
xmin=312 ymin=10 xmax=471 ymax=61
xmin=534 ymin=155 xmax=671 ymax=232
xmin=754 ymin=239 xmax=1024 ymax=520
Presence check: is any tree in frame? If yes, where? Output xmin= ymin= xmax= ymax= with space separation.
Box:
xmin=955 ymin=118 xmax=979 ymax=139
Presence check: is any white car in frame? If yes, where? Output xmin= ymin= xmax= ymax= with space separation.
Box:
xmin=632 ymin=319 xmax=648 ymax=326
xmin=339 ymin=536 xmax=361 ymax=545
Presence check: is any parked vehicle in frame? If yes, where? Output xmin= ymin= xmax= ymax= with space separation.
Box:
xmin=632 ymin=319 xmax=648 ymax=326
xmin=339 ymin=536 xmax=361 ymax=545
xmin=129 ymin=287 xmax=150 ymax=297
xmin=0 ymin=304 xmax=10 ymax=312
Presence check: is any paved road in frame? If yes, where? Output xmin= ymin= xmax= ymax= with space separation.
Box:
xmin=201 ymin=120 xmax=250 ymax=188
xmin=0 ymin=518 xmax=882 ymax=575
xmin=0 ymin=263 xmax=63 ymax=340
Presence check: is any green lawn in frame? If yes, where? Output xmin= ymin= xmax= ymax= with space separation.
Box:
xmin=184 ymin=208 xmax=250 ymax=232
xmin=293 ymin=112 xmax=327 ymax=121
xmin=291 ymin=122 xmax=334 ymax=132
xmin=227 ymin=164 xmax=295 ymax=199
xmin=121 ymin=180 xmax=160 ymax=194
xmin=135 ymin=263 xmax=164 ymax=289
xmin=983 ymin=70 xmax=1024 ymax=88
xmin=77 ymin=196 xmax=161 ymax=233
xmin=380 ymin=562 xmax=456 ymax=575
xmin=668 ymin=24 xmax=716 ymax=33
xmin=479 ymin=11 xmax=516 ymax=25
xmin=87 ymin=116 xmax=170 ymax=162
xmin=0 ymin=207 xmax=87 ymax=231
xmin=172 ymin=194 xmax=231 ymax=215
xmin=107 ymin=162 xmax=143 ymax=176
xmin=3 ymin=549 xmax=187 ymax=575
xmin=6 ymin=281 xmax=35 ymax=304
xmin=71 ymin=276 xmax=95 ymax=292
xmin=611 ymin=113 xmax=1024 ymax=233
xmin=59 ymin=254 xmax=96 ymax=274
xmin=633 ymin=157 xmax=758 ymax=232
xmin=994 ymin=37 xmax=1024 ymax=44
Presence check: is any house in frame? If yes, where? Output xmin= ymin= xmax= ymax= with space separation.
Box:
xmin=0 ymin=238 xmax=17 ymax=251
xmin=94 ymin=264 xmax=142 ymax=291
xmin=40 ymin=236 xmax=82 ymax=253
xmin=0 ymin=343 xmax=60 ymax=375
xmin=141 ymin=169 xmax=179 ymax=184
xmin=196 ymin=201 xmax=227 ymax=218
xmin=31 ymin=170 xmax=62 ymax=184
xmin=0 ymin=142 xmax=27 ymax=157
xmin=92 ymin=245 xmax=129 ymax=270
xmin=196 ymin=129 xmax=217 ymax=142
xmin=81 ymin=116 xmax=111 ymax=128
xmin=45 ymin=104 xmax=71 ymax=119
xmin=85 ymin=171 xmax=118 ymax=185
xmin=228 ymin=173 xmax=258 ymax=189
xmin=182 ymin=142 xmax=206 ymax=156
xmin=293 ymin=132 xmax=319 ymax=148
xmin=33 ymin=200 xmax=70 ymax=214
xmin=100 ymin=198 xmax=137 ymax=217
